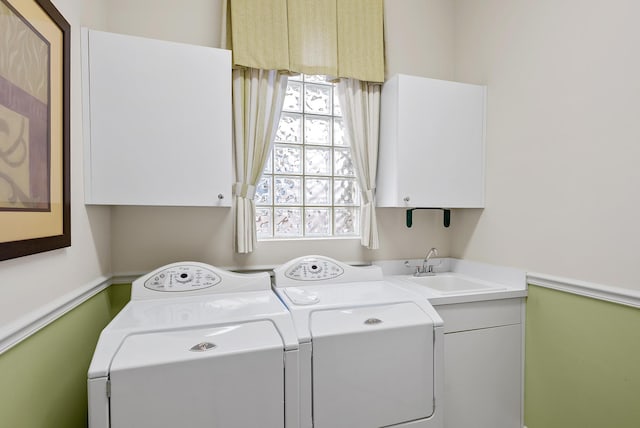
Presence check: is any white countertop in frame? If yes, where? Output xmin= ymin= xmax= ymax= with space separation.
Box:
xmin=375 ymin=258 xmax=528 ymax=305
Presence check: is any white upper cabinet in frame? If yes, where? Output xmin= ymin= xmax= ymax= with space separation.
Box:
xmin=377 ymin=74 xmax=486 ymax=208
xmin=81 ymin=29 xmax=232 ymax=206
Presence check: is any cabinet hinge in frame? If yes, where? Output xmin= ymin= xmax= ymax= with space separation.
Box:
xmin=106 ymin=380 xmax=111 ymax=398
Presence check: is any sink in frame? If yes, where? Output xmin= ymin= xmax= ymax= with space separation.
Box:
xmin=405 ymin=274 xmax=505 ymax=294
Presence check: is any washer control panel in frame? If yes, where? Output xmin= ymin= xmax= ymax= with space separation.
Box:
xmin=144 ymin=264 xmax=221 ymax=292
xmin=284 ymin=257 xmax=344 ymax=281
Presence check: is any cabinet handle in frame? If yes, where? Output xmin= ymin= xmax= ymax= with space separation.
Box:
xmin=403 ymin=196 xmax=410 ymax=202
xmin=217 ymin=193 xmax=224 ymax=200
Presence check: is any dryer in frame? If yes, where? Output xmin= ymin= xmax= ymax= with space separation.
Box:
xmin=88 ymin=262 xmax=299 ymax=428
xmin=272 ymin=255 xmax=444 ymax=428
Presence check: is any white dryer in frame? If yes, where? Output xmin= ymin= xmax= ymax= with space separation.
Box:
xmin=88 ymin=262 xmax=299 ymax=428
xmin=272 ymin=255 xmax=444 ymax=428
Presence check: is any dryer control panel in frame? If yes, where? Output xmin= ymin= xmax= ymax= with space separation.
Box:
xmin=284 ymin=258 xmax=344 ymax=281
xmin=144 ymin=264 xmax=221 ymax=292
xmin=274 ymin=255 xmax=384 ymax=287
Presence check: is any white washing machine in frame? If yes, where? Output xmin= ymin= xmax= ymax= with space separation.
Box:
xmin=88 ymin=262 xmax=299 ymax=428
xmin=272 ymin=255 xmax=444 ymax=428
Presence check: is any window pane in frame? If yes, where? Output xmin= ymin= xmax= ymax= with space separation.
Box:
xmin=334 ymin=178 xmax=360 ymax=205
xmin=276 ymin=113 xmax=302 ymax=143
xmin=305 ymin=146 xmax=332 ymax=175
xmin=274 ymin=144 xmax=302 ymax=174
xmin=257 ymin=75 xmax=360 ymax=240
xmin=256 ymin=207 xmax=273 ymax=238
xmin=256 ymin=176 xmax=272 ymax=205
xmin=274 ymin=176 xmax=302 ymax=205
xmin=304 ymin=115 xmax=332 ymax=145
xmin=283 ymin=81 xmax=302 ymax=112
xmin=304 ymin=177 xmax=331 ymax=205
xmin=263 ymin=154 xmax=273 ymax=173
xmin=333 ymin=117 xmax=347 ymax=146
xmin=334 ymin=148 xmax=355 ymax=177
xmin=335 ymin=207 xmax=359 ymax=235
xmin=304 ymin=74 xmax=327 ymax=83
xmin=305 ymin=208 xmax=331 ymax=236
xmin=275 ymin=208 xmax=302 ymax=237
xmin=304 ymin=83 xmax=332 ymax=115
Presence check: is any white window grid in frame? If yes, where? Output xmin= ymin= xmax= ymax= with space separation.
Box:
xmin=255 ymin=74 xmax=360 ymax=239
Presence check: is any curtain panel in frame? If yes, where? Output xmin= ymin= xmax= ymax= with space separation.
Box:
xmin=337 ymin=79 xmax=380 ymax=249
xmin=232 ymin=69 xmax=288 ymax=253
xmin=225 ymin=0 xmax=384 ymax=83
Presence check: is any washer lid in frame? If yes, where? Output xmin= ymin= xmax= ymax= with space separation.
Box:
xmin=310 ymin=303 xmax=435 ymax=428
xmin=88 ymin=291 xmax=299 ymax=378
xmin=109 ymin=321 xmax=285 ymax=428
xmin=111 ymin=321 xmax=283 ymax=372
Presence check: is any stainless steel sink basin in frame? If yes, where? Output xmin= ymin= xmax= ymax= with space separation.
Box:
xmin=405 ymin=274 xmax=505 ymax=294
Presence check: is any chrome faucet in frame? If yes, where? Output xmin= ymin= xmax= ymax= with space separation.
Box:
xmin=414 ymin=247 xmax=439 ymax=276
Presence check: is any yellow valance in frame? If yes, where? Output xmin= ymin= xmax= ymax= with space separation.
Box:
xmin=226 ymin=0 xmax=384 ymax=83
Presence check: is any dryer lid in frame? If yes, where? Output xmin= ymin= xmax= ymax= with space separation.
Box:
xmin=310 ymin=303 xmax=435 ymax=428
xmin=310 ymin=301 xmax=434 ymax=337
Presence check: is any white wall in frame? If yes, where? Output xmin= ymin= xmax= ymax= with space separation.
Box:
xmin=451 ymin=0 xmax=640 ymax=289
xmin=11 ymin=0 xmax=634 ymax=331
xmin=0 ymin=0 xmax=112 ymax=327
xmin=104 ymin=0 xmax=223 ymax=47
xmin=384 ymin=0 xmax=454 ymax=80
xmin=106 ymin=0 xmax=457 ymax=274
xmin=0 ymin=0 xmax=457 ymax=330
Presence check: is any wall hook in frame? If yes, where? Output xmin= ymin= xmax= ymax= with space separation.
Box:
xmin=406 ymin=208 xmax=451 ymax=228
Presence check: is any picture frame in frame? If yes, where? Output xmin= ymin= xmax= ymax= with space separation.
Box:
xmin=0 ymin=0 xmax=70 ymax=261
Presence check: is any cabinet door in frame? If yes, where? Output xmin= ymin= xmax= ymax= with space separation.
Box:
xmin=378 ymin=75 xmax=485 ymax=208
xmin=444 ymin=324 xmax=522 ymax=428
xmin=82 ymin=29 xmax=232 ymax=206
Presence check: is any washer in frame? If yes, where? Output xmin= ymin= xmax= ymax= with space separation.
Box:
xmin=88 ymin=262 xmax=299 ymax=428
xmin=272 ymin=255 xmax=444 ymax=428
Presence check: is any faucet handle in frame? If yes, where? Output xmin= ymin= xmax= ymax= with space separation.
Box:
xmin=405 ymin=261 xmax=424 ymax=276
xmin=404 ymin=261 xmax=417 ymax=274
xmin=425 ymin=258 xmax=442 ymax=273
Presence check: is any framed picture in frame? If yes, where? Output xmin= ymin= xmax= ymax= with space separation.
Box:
xmin=0 ymin=0 xmax=70 ymax=261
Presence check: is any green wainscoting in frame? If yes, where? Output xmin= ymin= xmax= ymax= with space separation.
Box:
xmin=0 ymin=284 xmax=131 ymax=428
xmin=3 ymin=282 xmax=639 ymax=428
xmin=525 ymin=285 xmax=640 ymax=428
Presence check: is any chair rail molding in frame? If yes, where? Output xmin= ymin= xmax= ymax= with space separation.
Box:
xmin=527 ymin=272 xmax=640 ymax=309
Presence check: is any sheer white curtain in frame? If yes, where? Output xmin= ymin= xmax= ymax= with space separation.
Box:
xmin=337 ymin=79 xmax=380 ymax=249
xmin=232 ymin=68 xmax=288 ymax=253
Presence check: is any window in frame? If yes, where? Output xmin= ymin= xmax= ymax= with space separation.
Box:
xmin=255 ymin=75 xmax=360 ymax=239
